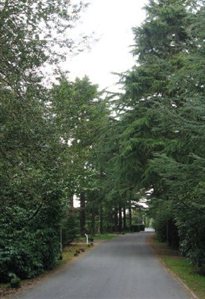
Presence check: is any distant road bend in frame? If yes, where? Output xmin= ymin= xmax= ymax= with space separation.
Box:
xmin=13 ymin=232 xmax=194 ymax=299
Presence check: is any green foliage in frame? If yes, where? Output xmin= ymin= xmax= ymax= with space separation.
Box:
xmin=109 ymin=0 xmax=205 ymax=272
xmin=51 ymin=76 xmax=110 ymax=235
xmin=62 ymin=212 xmax=79 ymax=245
xmin=0 ymin=0 xmax=89 ymax=283
xmin=9 ymin=273 xmax=21 ymax=289
xmin=0 ymin=228 xmax=60 ymax=283
xmin=1 ymin=0 xmax=205 ymax=283
xmin=152 ymin=201 xmax=172 ymax=242
xmin=130 ymin=224 xmax=145 ymax=232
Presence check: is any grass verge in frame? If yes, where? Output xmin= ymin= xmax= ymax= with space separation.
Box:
xmin=59 ymin=242 xmax=92 ymax=266
xmin=149 ymin=235 xmax=205 ymax=299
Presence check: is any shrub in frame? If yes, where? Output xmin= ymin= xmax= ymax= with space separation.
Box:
xmin=9 ymin=273 xmax=21 ymax=288
xmin=130 ymin=224 xmax=145 ymax=232
xmin=153 ymin=201 xmax=179 ymax=248
xmin=0 ymin=228 xmax=60 ymax=283
xmin=62 ymin=214 xmax=79 ymax=245
xmin=177 ymin=215 xmax=205 ymax=274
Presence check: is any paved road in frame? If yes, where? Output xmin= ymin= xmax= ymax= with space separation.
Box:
xmin=13 ymin=233 xmax=193 ymax=299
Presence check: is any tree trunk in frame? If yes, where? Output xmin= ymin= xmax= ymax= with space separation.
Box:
xmin=108 ymin=210 xmax=113 ymax=232
xmin=114 ymin=208 xmax=118 ymax=232
xmin=80 ymin=192 xmax=86 ymax=236
xmin=167 ymin=219 xmax=179 ymax=249
xmin=99 ymin=204 xmax=103 ymax=234
xmin=123 ymin=205 xmax=126 ymax=231
xmin=91 ymin=208 xmax=95 ymax=235
xmin=128 ymin=199 xmax=132 ymax=231
xmin=118 ymin=205 xmax=122 ymax=232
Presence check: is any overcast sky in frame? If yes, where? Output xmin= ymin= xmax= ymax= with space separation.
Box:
xmin=64 ymin=0 xmax=148 ymax=91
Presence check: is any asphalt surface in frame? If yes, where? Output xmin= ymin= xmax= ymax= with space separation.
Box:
xmin=13 ymin=232 xmax=193 ymax=299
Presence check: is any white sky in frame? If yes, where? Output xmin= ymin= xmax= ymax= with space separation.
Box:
xmin=65 ymin=0 xmax=148 ymax=91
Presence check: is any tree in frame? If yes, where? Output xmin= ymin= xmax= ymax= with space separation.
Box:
xmin=0 ymin=0 xmax=87 ymax=282
xmin=51 ymin=76 xmax=110 ymax=235
xmin=111 ymin=0 xmax=205 ymax=272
